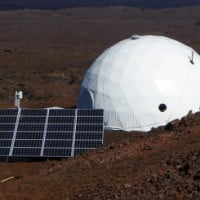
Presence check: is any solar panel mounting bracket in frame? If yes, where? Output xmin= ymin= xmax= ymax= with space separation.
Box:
xmin=40 ymin=108 xmax=49 ymax=156
xmin=71 ymin=109 xmax=78 ymax=157
xmin=9 ymin=108 xmax=21 ymax=156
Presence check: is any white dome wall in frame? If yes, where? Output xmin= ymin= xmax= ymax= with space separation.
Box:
xmin=78 ymin=35 xmax=200 ymax=131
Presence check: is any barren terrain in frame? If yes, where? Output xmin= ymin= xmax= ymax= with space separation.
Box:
xmin=0 ymin=6 xmax=200 ymax=108
xmin=0 ymin=6 xmax=200 ymax=200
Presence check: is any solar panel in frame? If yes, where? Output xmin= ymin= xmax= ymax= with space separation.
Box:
xmin=11 ymin=109 xmax=47 ymax=157
xmin=0 ymin=108 xmax=104 ymax=158
xmin=0 ymin=109 xmax=18 ymax=156
xmin=43 ymin=109 xmax=75 ymax=157
xmin=74 ymin=109 xmax=104 ymax=156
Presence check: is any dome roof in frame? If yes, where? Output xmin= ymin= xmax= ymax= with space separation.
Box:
xmin=78 ymin=35 xmax=200 ymax=131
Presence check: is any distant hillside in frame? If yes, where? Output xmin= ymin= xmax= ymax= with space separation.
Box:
xmin=0 ymin=0 xmax=200 ymax=10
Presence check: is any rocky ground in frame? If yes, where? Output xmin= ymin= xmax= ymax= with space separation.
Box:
xmin=0 ymin=6 xmax=199 ymax=200
xmin=0 ymin=112 xmax=199 ymax=199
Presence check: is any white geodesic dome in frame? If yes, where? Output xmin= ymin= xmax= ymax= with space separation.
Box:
xmin=78 ymin=35 xmax=200 ymax=131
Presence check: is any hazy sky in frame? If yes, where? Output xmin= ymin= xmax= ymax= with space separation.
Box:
xmin=0 ymin=0 xmax=200 ymax=10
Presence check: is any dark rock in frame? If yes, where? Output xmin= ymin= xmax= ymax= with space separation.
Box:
xmin=159 ymin=193 xmax=165 ymax=199
xmin=165 ymin=123 xmax=174 ymax=131
xmin=193 ymin=171 xmax=200 ymax=180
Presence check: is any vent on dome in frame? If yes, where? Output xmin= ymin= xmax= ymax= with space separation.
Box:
xmin=131 ymin=35 xmax=140 ymax=40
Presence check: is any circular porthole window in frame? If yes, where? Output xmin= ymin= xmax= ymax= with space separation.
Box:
xmin=158 ymin=104 xmax=167 ymax=112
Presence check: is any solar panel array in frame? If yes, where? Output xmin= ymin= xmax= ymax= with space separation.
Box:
xmin=0 ymin=108 xmax=104 ymax=157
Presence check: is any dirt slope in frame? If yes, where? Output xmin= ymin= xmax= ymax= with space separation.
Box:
xmin=0 ymin=112 xmax=200 ymax=199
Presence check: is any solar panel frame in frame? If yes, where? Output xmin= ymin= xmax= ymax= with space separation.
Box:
xmin=40 ymin=108 xmax=49 ymax=156
xmin=0 ymin=132 xmax=15 ymax=139
xmin=12 ymin=147 xmax=41 ymax=157
xmin=0 ymin=109 xmax=18 ymax=116
xmin=45 ymin=132 xmax=74 ymax=140
xmin=43 ymin=148 xmax=71 ymax=157
xmin=14 ymin=139 xmax=43 ymax=148
xmin=48 ymin=116 xmax=74 ymax=124
xmin=0 ymin=139 xmax=12 ymax=147
xmin=16 ymin=132 xmax=44 ymax=139
xmin=19 ymin=116 xmax=46 ymax=123
xmin=78 ymin=109 xmax=104 ymax=116
xmin=0 ymin=117 xmax=17 ymax=123
xmin=44 ymin=140 xmax=73 ymax=148
xmin=0 ymin=148 xmax=10 ymax=156
xmin=9 ymin=109 xmax=21 ymax=156
xmin=71 ymin=109 xmax=78 ymax=157
xmin=20 ymin=109 xmax=47 ymax=116
xmin=49 ymin=109 xmax=75 ymax=116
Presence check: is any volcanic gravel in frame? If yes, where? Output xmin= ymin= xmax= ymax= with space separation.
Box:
xmin=0 ymin=112 xmax=200 ymax=199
